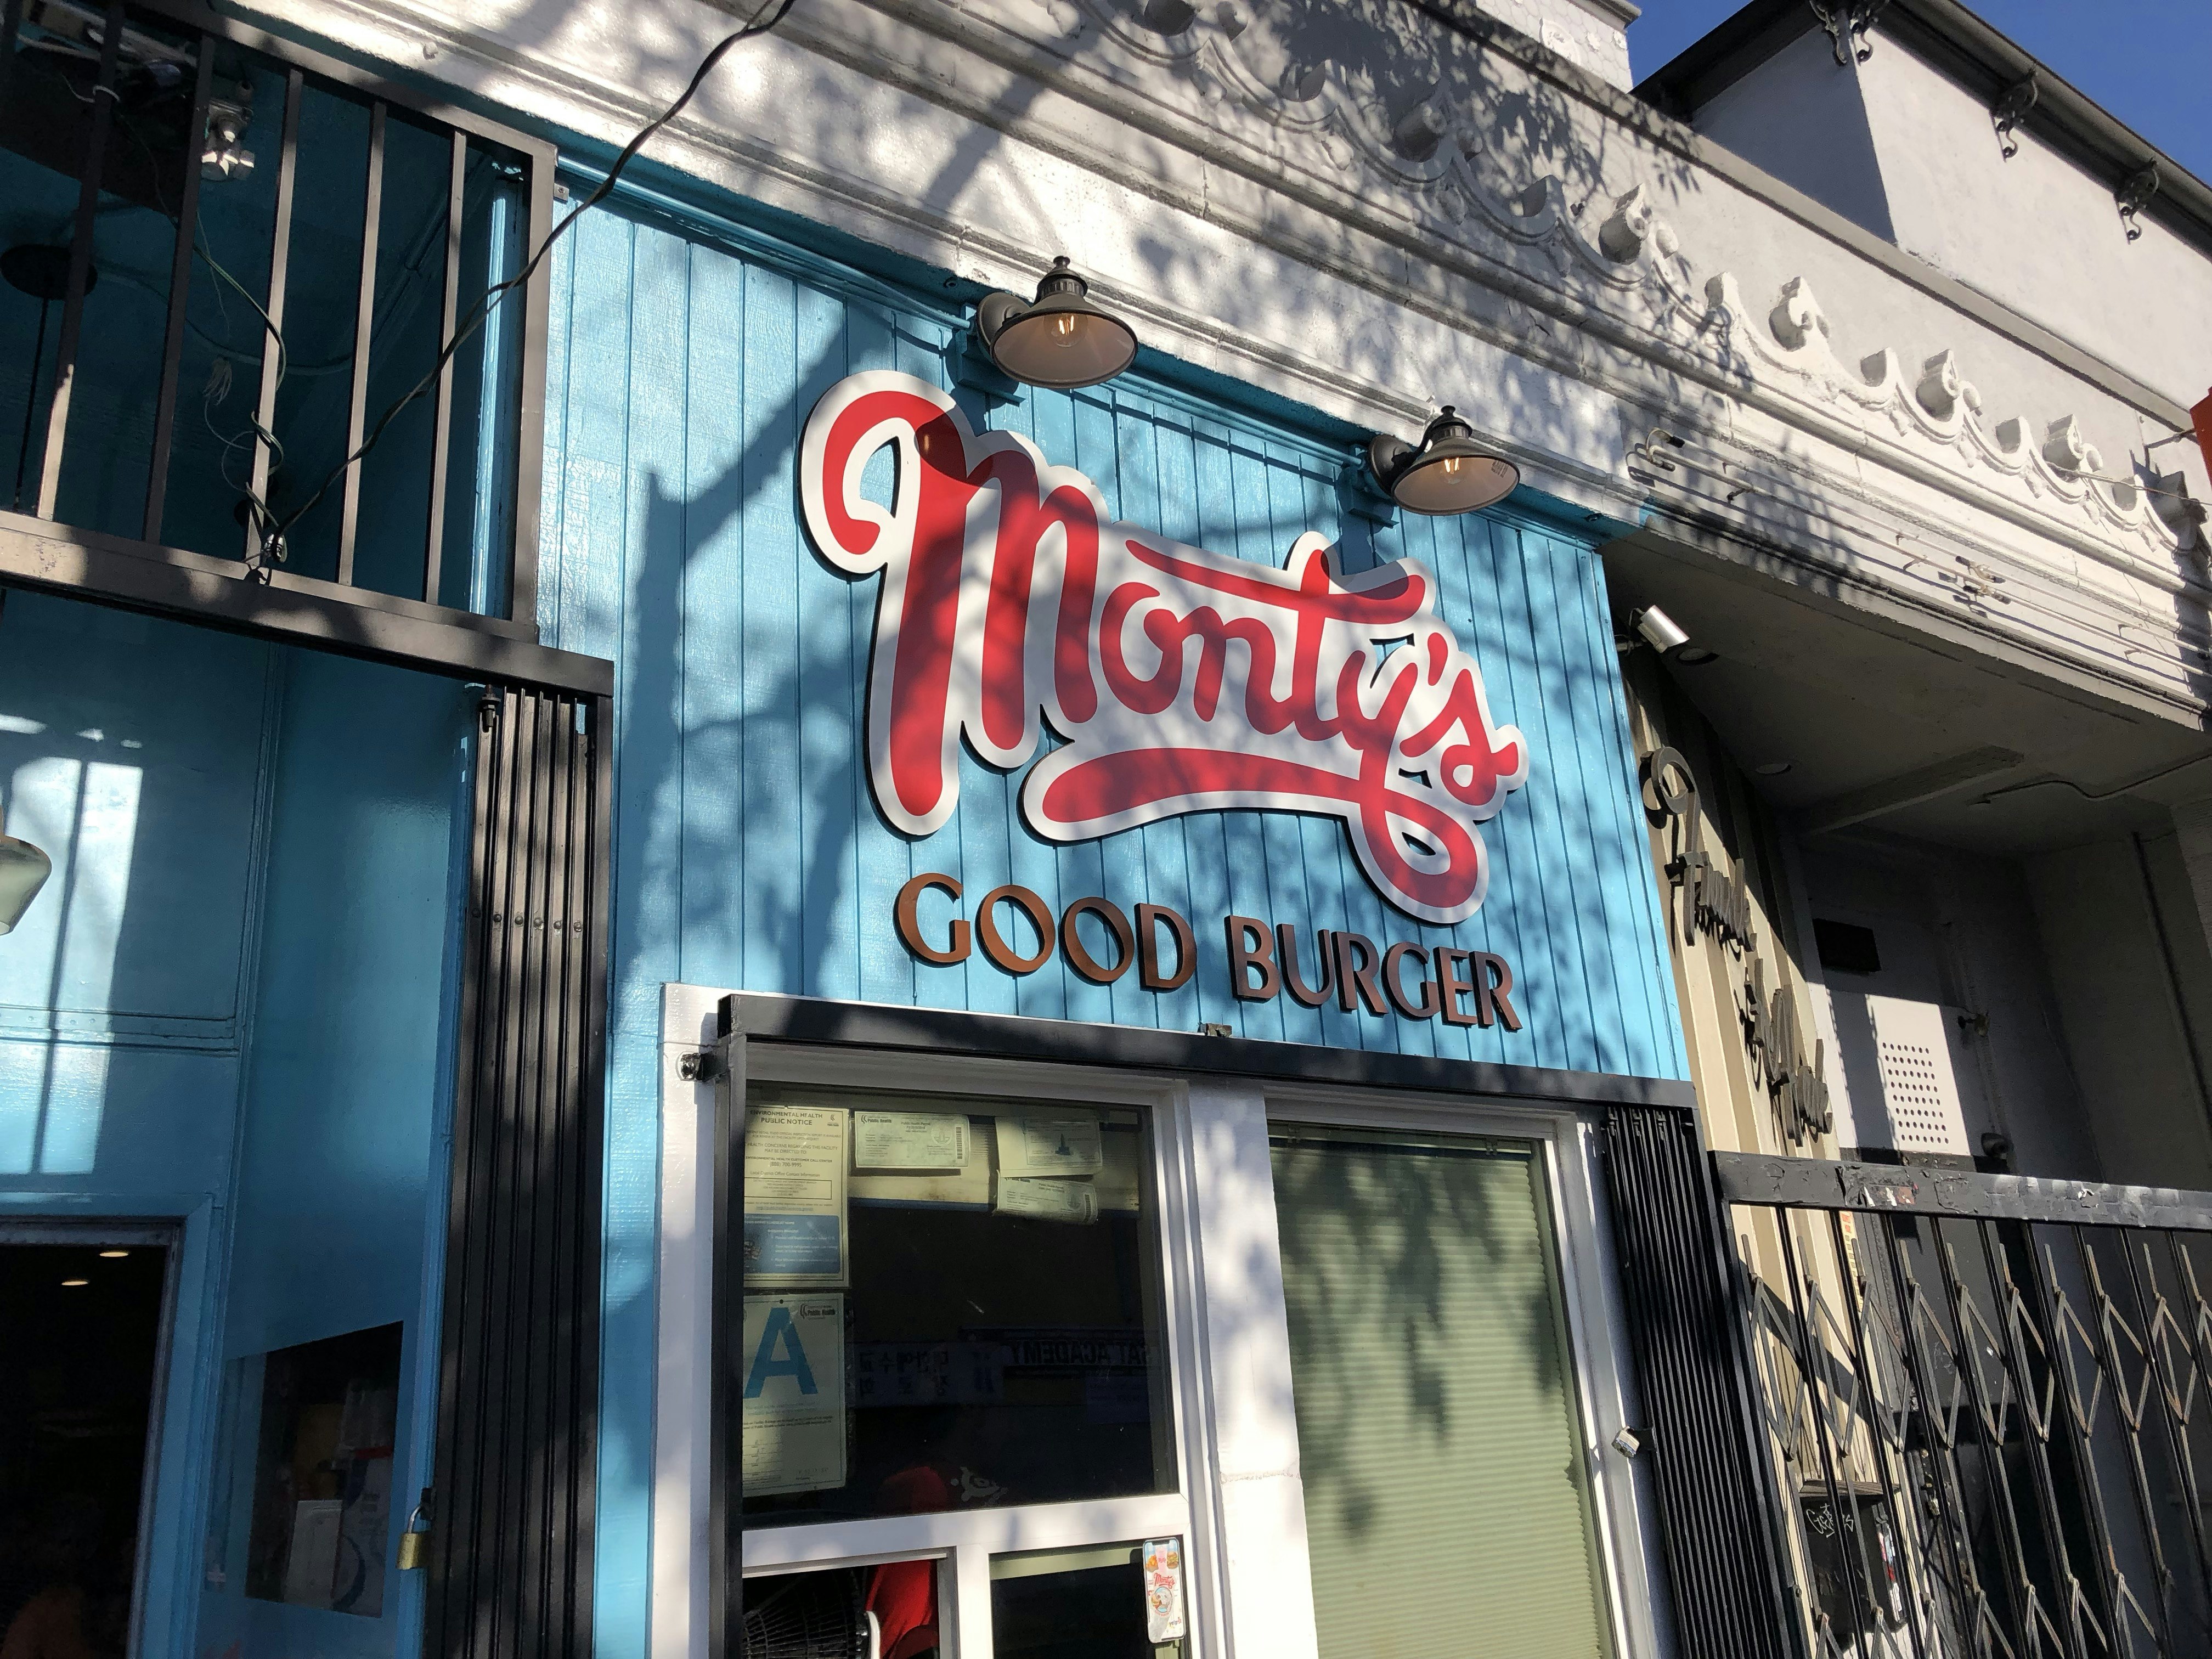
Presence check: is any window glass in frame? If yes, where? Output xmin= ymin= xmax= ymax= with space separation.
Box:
xmin=212 ymin=1323 xmax=403 ymax=1618
xmin=741 ymin=1562 xmax=940 ymax=1659
xmin=1271 ymin=1125 xmax=1613 ymax=1659
xmin=739 ymin=1085 xmax=1175 ymax=1525
xmin=990 ymin=1541 xmax=1189 ymax=1659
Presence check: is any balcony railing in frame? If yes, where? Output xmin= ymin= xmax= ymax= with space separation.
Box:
xmin=0 ymin=0 xmax=555 ymax=634
xmin=1720 ymin=1152 xmax=2212 ymax=1659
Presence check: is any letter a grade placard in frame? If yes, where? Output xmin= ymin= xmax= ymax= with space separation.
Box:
xmin=741 ymin=1294 xmax=847 ymax=1496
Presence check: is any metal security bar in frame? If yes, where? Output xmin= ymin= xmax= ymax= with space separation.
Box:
xmin=1718 ymin=1153 xmax=2212 ymax=1659
xmin=0 ymin=0 xmax=554 ymax=621
xmin=432 ymin=686 xmax=611 ymax=1659
xmin=1602 ymin=1107 xmax=1801 ymax=1659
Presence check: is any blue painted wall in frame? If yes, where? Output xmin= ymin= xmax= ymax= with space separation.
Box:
xmin=0 ymin=594 xmax=466 ymax=1659
xmin=196 ymin=654 xmax=471 ymax=1659
xmin=539 ymin=203 xmax=1682 ymax=1074
xmin=536 ymin=191 xmax=1686 ymax=1659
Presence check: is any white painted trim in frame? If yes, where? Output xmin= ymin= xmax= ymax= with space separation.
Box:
xmin=741 ymin=1493 xmax=1192 ymax=1572
xmin=652 ymin=986 xmax=725 ymax=1659
xmin=656 ymin=988 xmax=1674 ymax=1658
xmin=1176 ymin=1076 xmax=1321 ymax=1659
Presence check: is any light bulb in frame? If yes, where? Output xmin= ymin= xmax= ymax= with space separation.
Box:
xmin=1441 ymin=456 xmax=1463 ymax=475
xmin=1054 ymin=314 xmax=1078 ymax=343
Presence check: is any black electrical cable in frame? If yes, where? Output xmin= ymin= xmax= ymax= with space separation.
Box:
xmin=259 ymin=0 xmax=798 ymax=565
xmin=1971 ymin=748 xmax=2212 ymax=809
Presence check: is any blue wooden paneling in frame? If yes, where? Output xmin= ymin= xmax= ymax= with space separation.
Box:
xmin=0 ymin=594 xmax=469 ymax=1659
xmin=540 ymin=196 xmax=1686 ymax=1659
xmin=541 ymin=202 xmax=1685 ymax=1080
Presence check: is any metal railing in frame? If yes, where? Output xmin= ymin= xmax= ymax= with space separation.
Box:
xmin=1719 ymin=1152 xmax=2212 ymax=1659
xmin=0 ymin=0 xmax=554 ymax=624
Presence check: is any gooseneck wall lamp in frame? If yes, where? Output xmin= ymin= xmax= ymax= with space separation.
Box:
xmin=1368 ymin=406 xmax=1521 ymax=515
xmin=0 ymin=834 xmax=52 ymax=935
xmin=974 ymin=256 xmax=1140 ymax=390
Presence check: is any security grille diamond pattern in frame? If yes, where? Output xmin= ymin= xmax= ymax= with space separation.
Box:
xmin=1721 ymin=1161 xmax=2212 ymax=1659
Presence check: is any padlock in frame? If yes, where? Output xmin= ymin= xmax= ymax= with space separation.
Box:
xmin=397 ymin=1491 xmax=433 ymax=1571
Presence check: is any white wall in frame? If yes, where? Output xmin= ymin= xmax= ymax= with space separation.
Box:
xmin=1798 ymin=837 xmax=2100 ymax=1180
xmin=1478 ymin=0 xmax=1634 ymax=89
xmin=1691 ymin=30 xmax=1894 ymax=242
xmin=2024 ymin=837 xmax=2212 ymax=1190
xmin=1854 ymin=40 xmax=2212 ymax=427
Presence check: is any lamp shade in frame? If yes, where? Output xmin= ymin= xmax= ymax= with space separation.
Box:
xmin=0 ymin=834 xmax=52 ymax=935
xmin=977 ymin=257 xmax=1139 ymax=390
xmin=1370 ymin=407 xmax=1520 ymax=515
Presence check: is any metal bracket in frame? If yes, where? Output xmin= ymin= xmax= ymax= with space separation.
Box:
xmin=2118 ymin=163 xmax=2160 ymax=242
xmin=679 ymin=1048 xmax=720 ymax=1082
xmin=1808 ymin=0 xmax=1889 ymax=65
xmin=1991 ymin=72 xmax=2037 ymax=159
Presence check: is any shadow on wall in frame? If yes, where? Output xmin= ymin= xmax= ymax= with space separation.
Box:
xmin=491 ymin=0 xmax=1703 ymax=478
xmin=1268 ymin=1132 xmax=1568 ymax=1537
xmin=524 ymin=8 xmax=1706 ymax=1630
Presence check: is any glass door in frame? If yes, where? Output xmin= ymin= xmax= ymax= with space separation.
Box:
xmin=730 ymin=1049 xmax=1200 ymax=1659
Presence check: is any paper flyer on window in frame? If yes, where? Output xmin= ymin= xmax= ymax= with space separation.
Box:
xmin=850 ymin=1118 xmax=994 ymax=1208
xmin=853 ymin=1109 xmax=972 ymax=1171
xmin=1143 ymin=1537 xmax=1187 ymax=1643
xmin=995 ymin=1175 xmax=1099 ymax=1224
xmin=740 ymin=1294 xmax=847 ymax=1497
xmin=996 ymin=1114 xmax=1104 ymax=1178
xmin=743 ymin=1104 xmax=848 ymax=1287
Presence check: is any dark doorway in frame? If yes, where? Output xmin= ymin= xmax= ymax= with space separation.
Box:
xmin=0 ymin=1238 xmax=171 ymax=1659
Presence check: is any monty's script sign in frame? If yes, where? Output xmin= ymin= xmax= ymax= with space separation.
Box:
xmin=799 ymin=371 xmax=1537 ymax=1029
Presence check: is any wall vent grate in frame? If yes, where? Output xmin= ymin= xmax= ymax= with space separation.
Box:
xmin=1863 ymin=997 xmax=1972 ymax=1156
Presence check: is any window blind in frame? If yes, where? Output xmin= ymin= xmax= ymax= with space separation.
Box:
xmin=1271 ymin=1127 xmax=1613 ymax=1659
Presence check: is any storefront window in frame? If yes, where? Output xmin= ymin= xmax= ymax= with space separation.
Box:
xmin=740 ymin=1084 xmax=1176 ymax=1525
xmin=1271 ymin=1125 xmax=1615 ymax=1659
xmin=989 ymin=1541 xmax=1190 ymax=1659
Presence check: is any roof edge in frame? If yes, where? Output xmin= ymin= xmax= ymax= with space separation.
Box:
xmin=1634 ymin=0 xmax=2212 ymax=257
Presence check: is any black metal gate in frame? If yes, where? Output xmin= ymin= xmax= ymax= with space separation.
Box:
xmin=427 ymin=686 xmax=612 ymax=1659
xmin=1605 ymin=1105 xmax=1803 ymax=1659
xmin=1718 ymin=1153 xmax=2212 ymax=1659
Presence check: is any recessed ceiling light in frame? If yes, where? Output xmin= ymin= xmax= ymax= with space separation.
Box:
xmin=99 ymin=1249 xmax=128 ymax=1258
xmin=1754 ymin=761 xmax=1793 ymax=776
xmin=60 ymin=1278 xmax=88 ymax=1287
xmin=1674 ymin=647 xmax=1720 ymax=666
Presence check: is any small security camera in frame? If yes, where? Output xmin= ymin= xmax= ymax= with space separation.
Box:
xmin=1630 ymin=605 xmax=1690 ymax=653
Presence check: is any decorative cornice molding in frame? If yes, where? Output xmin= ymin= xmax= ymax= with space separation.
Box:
xmin=1701 ymin=273 xmax=2193 ymax=571
xmin=1056 ymin=0 xmax=2197 ymax=576
xmin=252 ymin=0 xmax=2210 ymax=715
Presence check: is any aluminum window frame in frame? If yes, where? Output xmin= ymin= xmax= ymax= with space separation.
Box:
xmin=656 ymin=987 xmax=1214 ymax=1659
xmin=654 ymin=988 xmax=1676 ymax=1659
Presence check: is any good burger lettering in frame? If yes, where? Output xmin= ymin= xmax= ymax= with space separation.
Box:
xmin=800 ymin=372 xmax=1530 ymax=927
xmin=895 ymin=873 xmax=1521 ymax=1030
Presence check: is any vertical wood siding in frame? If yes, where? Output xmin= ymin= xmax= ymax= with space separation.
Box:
xmin=539 ymin=202 xmax=1684 ymax=1084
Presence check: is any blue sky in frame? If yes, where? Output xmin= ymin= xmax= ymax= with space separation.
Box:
xmin=1627 ymin=1 xmax=2212 ymax=184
